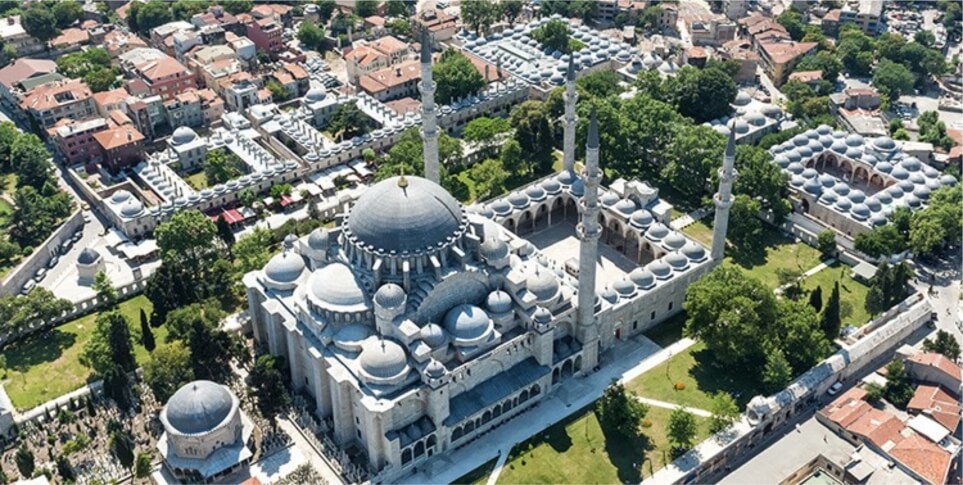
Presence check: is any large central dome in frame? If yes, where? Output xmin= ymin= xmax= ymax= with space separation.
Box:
xmin=345 ymin=176 xmax=465 ymax=254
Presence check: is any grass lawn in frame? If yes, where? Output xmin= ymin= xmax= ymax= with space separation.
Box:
xmin=0 ymin=295 xmax=162 ymax=410
xmin=681 ymin=220 xmax=713 ymax=247
xmin=452 ymin=457 xmax=498 ymax=485
xmin=643 ymin=311 xmax=687 ymax=348
xmin=801 ymin=262 xmax=872 ymax=328
xmin=185 ymin=171 xmax=208 ymax=190
xmin=496 ymin=406 xmax=709 ymax=484
xmin=626 ymin=341 xmax=764 ymax=410
xmin=725 ymin=226 xmax=824 ymax=290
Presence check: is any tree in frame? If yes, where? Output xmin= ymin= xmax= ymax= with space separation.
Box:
xmin=265 ymin=79 xmax=291 ymax=102
xmin=143 ymin=341 xmax=194 ymax=403
xmin=509 ymin=100 xmax=553 ymax=170
xmin=500 ymin=0 xmax=523 ymax=24
xmin=386 ymin=18 xmax=410 ymax=38
xmin=596 ymin=380 xmax=648 ymax=438
xmin=734 ymin=146 xmax=791 ymax=223
xmin=83 ymin=67 xmax=117 ymax=93
xmin=216 ymin=214 xmax=235 ymax=248
xmin=9 ymin=186 xmax=73 ymax=247
xmin=865 ymin=382 xmax=885 ymax=404
xmin=462 ymin=117 xmax=511 ymax=146
xmin=297 ymin=20 xmax=326 ymax=52
xmin=0 ymin=121 xmax=19 ymax=172
xmin=15 ymin=445 xmax=34 ymax=478
xmin=140 ymin=308 xmax=155 ymax=352
xmin=728 ymin=195 xmax=763 ymax=249
xmin=81 ymin=310 xmax=137 ymax=375
xmin=52 ymin=1 xmax=83 ymax=28
xmin=866 ymin=261 xmax=911 ymax=315
xmin=531 ymin=19 xmax=572 ymax=53
xmin=667 ymin=407 xmax=698 ymax=456
xmin=854 ymin=224 xmax=905 ymax=258
xmin=708 ymin=392 xmax=740 ymax=434
xmin=12 ymin=134 xmax=53 ymax=191
xmin=433 ymin=49 xmax=485 ymax=104
xmin=21 ymin=4 xmax=59 ymax=42
xmin=466 ymin=158 xmax=509 ymax=201
xmin=577 ymin=70 xmax=624 ymax=99
xmin=165 ymin=300 xmax=240 ymax=382
xmin=672 ymin=66 xmax=737 ymax=123
xmin=233 ymin=227 xmax=273 ymax=273
xmin=460 ymin=0 xmax=498 ymax=34
xmin=248 ymin=354 xmax=291 ymax=420
xmin=808 ymin=285 xmax=823 ymax=313
xmin=220 ymin=0 xmax=253 ymax=15
xmin=136 ymin=0 xmax=174 ymax=34
xmin=883 ymin=359 xmax=914 ymax=409
xmin=837 ymin=27 xmax=875 ymax=75
xmin=762 ymin=347 xmax=793 ymax=393
xmin=110 ymin=430 xmax=135 ymax=472
xmin=56 ymin=455 xmax=75 ymax=482
xmin=914 ymin=30 xmax=935 ymax=47
xmin=922 ymin=330 xmax=961 ymax=361
xmin=386 ymin=0 xmax=409 ymax=17
xmin=873 ymin=59 xmax=915 ymax=100
xmin=171 ymin=0 xmax=206 ymax=20
xmin=355 ymin=0 xmax=379 ymax=17
xmin=327 ymin=103 xmax=375 ymax=139
xmin=817 ymin=229 xmax=836 ymax=257
xmin=0 ymin=288 xmax=71 ymax=334
xmin=662 ymin=125 xmax=725 ymax=204
xmin=93 ymin=271 xmax=117 ymax=306
xmin=821 ymin=282 xmax=841 ymax=340
xmin=776 ymin=10 xmax=806 ymax=40
xmin=135 ymin=452 xmax=153 ymax=479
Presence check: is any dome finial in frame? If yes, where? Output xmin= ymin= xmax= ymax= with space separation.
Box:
xmin=398 ymin=166 xmax=408 ymax=188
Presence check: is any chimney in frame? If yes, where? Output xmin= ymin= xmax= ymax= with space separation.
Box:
xmin=395 ymin=67 xmax=402 ymax=77
xmin=127 ymin=130 xmax=132 ymax=141
xmin=6 ymin=17 xmax=13 ymax=25
xmin=484 ymin=64 xmax=489 ymax=83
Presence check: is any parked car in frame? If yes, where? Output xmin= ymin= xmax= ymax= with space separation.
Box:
xmin=60 ymin=240 xmax=73 ymax=254
xmin=827 ymin=382 xmax=843 ymax=396
xmin=34 ymin=267 xmax=47 ymax=282
xmin=21 ymin=280 xmax=35 ymax=295
xmin=47 ymin=255 xmax=59 ymax=269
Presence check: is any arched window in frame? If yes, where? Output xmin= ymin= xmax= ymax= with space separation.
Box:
xmin=427 ymin=435 xmax=437 ymax=448
xmin=402 ymin=448 xmax=412 ymax=465
xmin=519 ymin=389 xmax=530 ymax=403
xmin=414 ymin=441 xmax=425 ymax=458
xmin=452 ymin=427 xmax=464 ymax=441
xmin=531 ymin=384 xmax=541 ymax=396
xmin=482 ymin=410 xmax=492 ymax=424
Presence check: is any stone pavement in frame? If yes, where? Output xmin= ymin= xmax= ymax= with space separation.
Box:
xmin=636 ymin=396 xmax=712 ymax=417
xmin=669 ymin=208 xmax=708 ymax=231
xmin=399 ymin=336 xmax=697 ymax=485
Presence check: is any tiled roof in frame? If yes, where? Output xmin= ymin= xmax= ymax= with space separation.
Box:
xmin=788 ymin=70 xmax=823 ymax=83
xmin=93 ymin=87 xmax=130 ymax=108
xmin=94 ymin=125 xmax=144 ymax=150
xmin=135 ymin=56 xmax=191 ymax=82
xmin=0 ymin=58 xmax=56 ymax=88
xmin=359 ymin=60 xmax=421 ymax=94
xmin=21 ymin=79 xmax=92 ymax=112
xmin=908 ymin=352 xmax=962 ymax=384
xmin=760 ymin=41 xmax=818 ymax=64
xmin=51 ymin=28 xmax=89 ymax=47
xmin=907 ymin=384 xmax=961 ymax=433
xmin=371 ymin=35 xmax=408 ymax=55
xmin=889 ymin=432 xmax=952 ymax=485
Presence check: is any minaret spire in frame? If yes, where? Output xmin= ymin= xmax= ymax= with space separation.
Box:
xmin=711 ymin=127 xmax=737 ymax=262
xmin=561 ymin=54 xmax=578 ymax=177
xmin=420 ymin=29 xmax=440 ymax=184
xmin=576 ymin=107 xmax=601 ymax=371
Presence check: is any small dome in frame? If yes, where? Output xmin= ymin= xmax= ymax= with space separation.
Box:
xmin=851 ymin=203 xmax=870 ymax=219
xmin=873 ymin=136 xmax=896 ymax=151
xmin=831 ymin=140 xmax=847 ymax=154
xmin=845 ymin=134 xmax=864 ymax=147
xmin=865 ymin=197 xmax=882 ymax=212
xmin=425 ymin=359 xmax=446 ymax=378
xmin=681 ymin=241 xmax=706 ymax=261
xmin=629 ymin=267 xmax=655 ymax=288
xmin=891 ymin=166 xmax=909 ymax=180
xmin=834 ymin=198 xmax=852 ymax=211
xmin=665 ymin=251 xmax=689 ymax=270
xmin=374 ymin=283 xmax=406 ymax=309
xmin=443 ymin=304 xmax=492 ymax=342
xmin=663 ymin=231 xmax=686 ymax=250
xmin=819 ymin=191 xmax=838 ymax=205
xmin=600 ymin=287 xmax=618 ymax=303
xmin=645 ymin=222 xmax=670 ymax=241
xmin=848 ymin=189 xmax=865 ymax=203
xmin=905 ymin=193 xmax=921 ymax=207
xmin=613 ymin=278 xmax=635 ymax=296
xmin=833 ymin=182 xmax=850 ymax=195
xmin=734 ymin=92 xmax=751 ymax=106
xmin=110 ymin=190 xmax=132 ymax=204
xmin=786 ymin=162 xmax=804 ymax=175
xmin=308 ymin=262 xmax=367 ymax=309
xmin=648 ymin=259 xmax=672 ymax=279
xmin=801 ymin=168 xmax=818 ymax=179
xmin=900 ymin=158 xmax=922 ymax=172
xmin=734 ymin=120 xmax=750 ymax=134
xmin=164 ymin=380 xmax=233 ymax=435
xmin=913 ymin=185 xmax=931 ymax=200
xmin=792 ymin=135 xmax=809 ymax=146
xmin=507 ymin=191 xmax=530 ymax=208
xmin=527 ymin=269 xmax=559 ymax=302
xmin=941 ymin=174 xmax=958 ymax=186
xmin=887 ymin=185 xmax=904 ymax=198
xmin=875 ymin=191 xmax=893 ymax=204
xmin=630 ymin=209 xmax=653 ymax=228
xmin=307 ymin=228 xmax=329 ymax=251
xmin=486 ymin=290 xmax=513 ymax=314
xmin=420 ymin=324 xmax=446 ymax=347
xmin=490 ymin=199 xmax=512 ymax=215
xmin=77 ymin=248 xmax=100 ymax=265
xmin=819 ymin=173 xmax=836 ymax=187
xmin=541 ymin=178 xmax=562 ymax=193
xmin=171 ymin=126 xmax=197 ymax=145
xmin=305 ymin=87 xmax=326 ymax=102
xmin=876 ymin=161 xmax=893 ymax=173
xmin=601 ymin=192 xmax=620 ymax=207
xmin=525 ymin=185 xmax=546 ymax=200
xmin=816 ymin=125 xmax=833 ymax=135
xmin=533 ymin=306 xmax=553 ymax=324
xmin=120 ymin=199 xmax=143 ymax=218
xmin=264 ymin=251 xmax=305 ymax=286
xmin=359 ymin=339 xmax=409 ymax=381
xmin=480 ymin=236 xmax=509 ymax=261
xmin=870 ymin=213 xmax=887 ymax=227
xmin=613 ymin=198 xmax=637 ymax=215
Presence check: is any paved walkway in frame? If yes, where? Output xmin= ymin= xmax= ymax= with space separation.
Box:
xmin=484 ymin=451 xmax=510 ymax=485
xmin=636 ymin=396 xmax=712 ymax=417
xmin=402 ymin=336 xmax=696 ymax=485
xmin=669 ymin=208 xmax=708 ymax=231
xmin=276 ymin=417 xmax=346 ymax=485
xmin=774 ymin=258 xmax=835 ymax=294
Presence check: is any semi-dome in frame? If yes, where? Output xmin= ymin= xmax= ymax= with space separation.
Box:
xmin=345 ymin=176 xmax=464 ymax=255
xmin=171 ymin=126 xmax=197 ymax=145
xmin=308 ymin=262 xmax=367 ymax=310
xmin=527 ymin=269 xmax=559 ymax=302
xmin=359 ymin=339 xmax=409 ymax=381
xmin=264 ymin=250 xmax=305 ymax=287
xmin=374 ymin=283 xmax=406 ymax=309
xmin=443 ymin=304 xmax=492 ymax=342
xmin=164 ymin=380 xmax=234 ymax=435
xmin=486 ymin=290 xmax=513 ymax=314
xmin=77 ymin=248 xmax=100 ymax=265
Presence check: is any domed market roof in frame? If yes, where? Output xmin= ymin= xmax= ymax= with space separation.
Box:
xmin=346 ymin=176 xmax=464 ymax=255
xmin=164 ymin=380 xmax=234 ymax=435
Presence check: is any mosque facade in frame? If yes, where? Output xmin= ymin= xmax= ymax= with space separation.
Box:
xmin=243 ymin=44 xmax=734 ymax=481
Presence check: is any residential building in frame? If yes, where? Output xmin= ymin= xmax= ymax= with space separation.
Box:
xmin=0 ymin=58 xmax=57 ymax=105
xmin=0 ymin=16 xmax=45 ymax=56
xmin=269 ymin=62 xmax=310 ymax=99
xmin=227 ymin=32 xmax=256 ymax=65
xmin=92 ymin=87 xmax=131 ymax=117
xmin=126 ymin=95 xmax=166 ymax=140
xmin=172 ymin=30 xmax=204 ymax=62
xmin=201 ymin=59 xmax=243 ymax=92
xmin=838 ymin=0 xmax=883 ymax=36
xmin=724 ymin=0 xmax=747 ymax=20
xmin=191 ymin=6 xmax=244 ymax=36
xmin=720 ymin=38 xmax=760 ymax=84
xmin=907 ymin=384 xmax=961 ymax=434
xmin=93 ymin=125 xmax=145 ymax=173
xmin=104 ymin=30 xmax=149 ymax=58
xmin=758 ymin=41 xmax=818 ymax=85
xmin=164 ymin=90 xmax=204 ymax=129
xmin=358 ymin=60 xmax=421 ymax=102
xmin=48 ymin=117 xmax=109 ymax=166
xmin=221 ymin=73 xmax=262 ymax=112
xmin=345 ymin=45 xmax=390 ymax=84
xmin=250 ymin=3 xmax=294 ymax=27
xmin=149 ymin=20 xmax=195 ymax=53
xmin=415 ymin=9 xmax=458 ymax=44
xmin=905 ymin=352 xmax=962 ymax=392
xmin=129 ymin=55 xmax=198 ymax=101
xmin=659 ymin=3 xmax=679 ymax=32
xmin=197 ymin=88 xmax=225 ymax=125
xmin=50 ymin=28 xmax=90 ymax=52
xmin=20 ymin=79 xmax=96 ymax=129
xmin=688 ymin=16 xmax=736 ymax=47
xmin=187 ymin=45 xmax=236 ymax=82
xmin=829 ymin=88 xmax=882 ymax=111
xmin=246 ymin=17 xmax=283 ymax=56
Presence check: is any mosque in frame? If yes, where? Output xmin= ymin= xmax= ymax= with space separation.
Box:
xmin=243 ymin=40 xmax=734 ymax=481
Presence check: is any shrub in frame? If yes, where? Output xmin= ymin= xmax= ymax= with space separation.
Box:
xmin=674 ymin=382 xmax=686 ymax=390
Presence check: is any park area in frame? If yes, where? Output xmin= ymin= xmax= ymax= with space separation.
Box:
xmin=802 ymin=262 xmax=872 ymax=328
xmin=0 ymin=295 xmax=160 ymax=410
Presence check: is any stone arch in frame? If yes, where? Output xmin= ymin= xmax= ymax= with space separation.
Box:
xmin=533 ymin=202 xmax=550 ymax=231
xmin=552 ymin=367 xmax=560 ymax=384
xmin=493 ymin=404 xmax=502 ymax=418
xmin=626 ymin=232 xmax=642 ymax=264
xmin=503 ymin=399 xmax=513 ymax=412
xmin=465 ymin=420 xmax=475 ymax=433
xmin=482 ymin=410 xmax=492 ymax=424
xmin=414 ymin=441 xmax=425 ymax=457
xmin=574 ymin=355 xmax=583 ymax=371
xmin=853 ymin=166 xmax=870 ymax=186
xmin=561 ymin=359 xmax=574 ymax=378
xmin=801 ymin=199 xmax=811 ymax=213
xmin=452 ymin=426 xmax=463 ymax=442
xmin=606 ymin=218 xmax=626 ymax=249
xmin=869 ymin=173 xmax=885 ymax=188
xmin=427 ymin=435 xmax=437 ymax=448
xmin=839 ymin=160 xmax=854 ymax=180
xmin=518 ymin=209 xmax=534 ymax=235
xmin=531 ymin=383 xmax=541 ymax=396
xmin=402 ymin=448 xmax=412 ymax=464
xmin=519 ymin=389 xmax=530 ymax=403
xmin=503 ymin=217 xmax=516 ymax=233
xmin=563 ymin=197 xmax=577 ymax=221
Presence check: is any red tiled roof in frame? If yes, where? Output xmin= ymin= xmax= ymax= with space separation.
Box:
xmin=847 ymin=408 xmax=906 ymax=448
xmin=760 ymin=41 xmax=818 ymax=64
xmin=136 ymin=56 xmax=190 ymax=82
xmin=51 ymin=28 xmax=89 ymax=47
xmin=907 ymin=384 xmax=961 ymax=433
xmin=93 ymin=126 xmax=144 ymax=150
xmin=908 ymin=352 xmax=963 ymax=385
xmin=889 ymin=432 xmax=953 ymax=485
xmin=789 ymin=70 xmax=823 ymax=83
xmin=0 ymin=58 xmax=56 ymax=88
xmin=93 ymin=87 xmax=130 ymax=108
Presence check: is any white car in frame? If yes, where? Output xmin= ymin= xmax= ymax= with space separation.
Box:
xmin=827 ymin=382 xmax=843 ymax=396
xmin=47 ymin=255 xmax=59 ymax=269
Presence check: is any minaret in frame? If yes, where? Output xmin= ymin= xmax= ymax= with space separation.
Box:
xmin=711 ymin=129 xmax=737 ymax=262
xmin=576 ymin=108 xmax=602 ymax=371
xmin=420 ymin=30 xmax=440 ymax=184
xmin=561 ymin=55 xmax=577 ymax=175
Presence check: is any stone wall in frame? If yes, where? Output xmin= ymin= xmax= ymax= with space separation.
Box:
xmin=0 ymin=210 xmax=84 ymax=297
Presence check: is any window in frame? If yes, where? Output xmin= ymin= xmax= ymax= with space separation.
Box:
xmin=668 ymin=302 xmax=673 ymax=311
xmin=650 ymin=311 xmax=656 ymax=320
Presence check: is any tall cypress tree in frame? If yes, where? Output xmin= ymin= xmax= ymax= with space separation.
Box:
xmin=140 ymin=308 xmax=155 ymax=352
xmin=808 ymin=285 xmax=823 ymax=312
xmin=216 ymin=214 xmax=235 ymax=248
xmin=821 ymin=281 xmax=841 ymax=340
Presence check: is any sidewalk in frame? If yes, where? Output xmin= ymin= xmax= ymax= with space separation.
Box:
xmin=636 ymin=396 xmax=712 ymax=417
xmin=400 ymin=336 xmax=696 ymax=485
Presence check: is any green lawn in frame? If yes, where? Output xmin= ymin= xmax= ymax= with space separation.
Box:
xmin=0 ymin=295 xmax=162 ymax=410
xmin=496 ymin=406 xmax=709 ymax=484
xmin=801 ymin=262 xmax=872 ymax=328
xmin=725 ymin=227 xmax=824 ymax=290
xmin=626 ymin=342 xmax=764 ymax=410
xmin=681 ymin=220 xmax=713 ymax=246
xmin=452 ymin=457 xmax=498 ymax=485
xmin=185 ymin=171 xmax=208 ymax=190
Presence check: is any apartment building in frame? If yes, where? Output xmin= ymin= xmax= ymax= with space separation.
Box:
xmin=129 ymin=55 xmax=198 ymax=101
xmin=20 ymin=79 xmax=96 ymax=129
xmin=48 ymin=117 xmax=109 ymax=166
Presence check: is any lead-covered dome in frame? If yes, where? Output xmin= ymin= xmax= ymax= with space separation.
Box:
xmin=164 ymin=380 xmax=234 ymax=435
xmin=345 ymin=176 xmax=465 ymax=255
xmin=171 ymin=126 xmax=197 ymax=145
xmin=264 ymin=250 xmax=305 ymax=288
xmin=443 ymin=304 xmax=492 ymax=343
xmin=307 ymin=262 xmax=368 ymax=311
xmin=359 ymin=339 xmax=409 ymax=382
